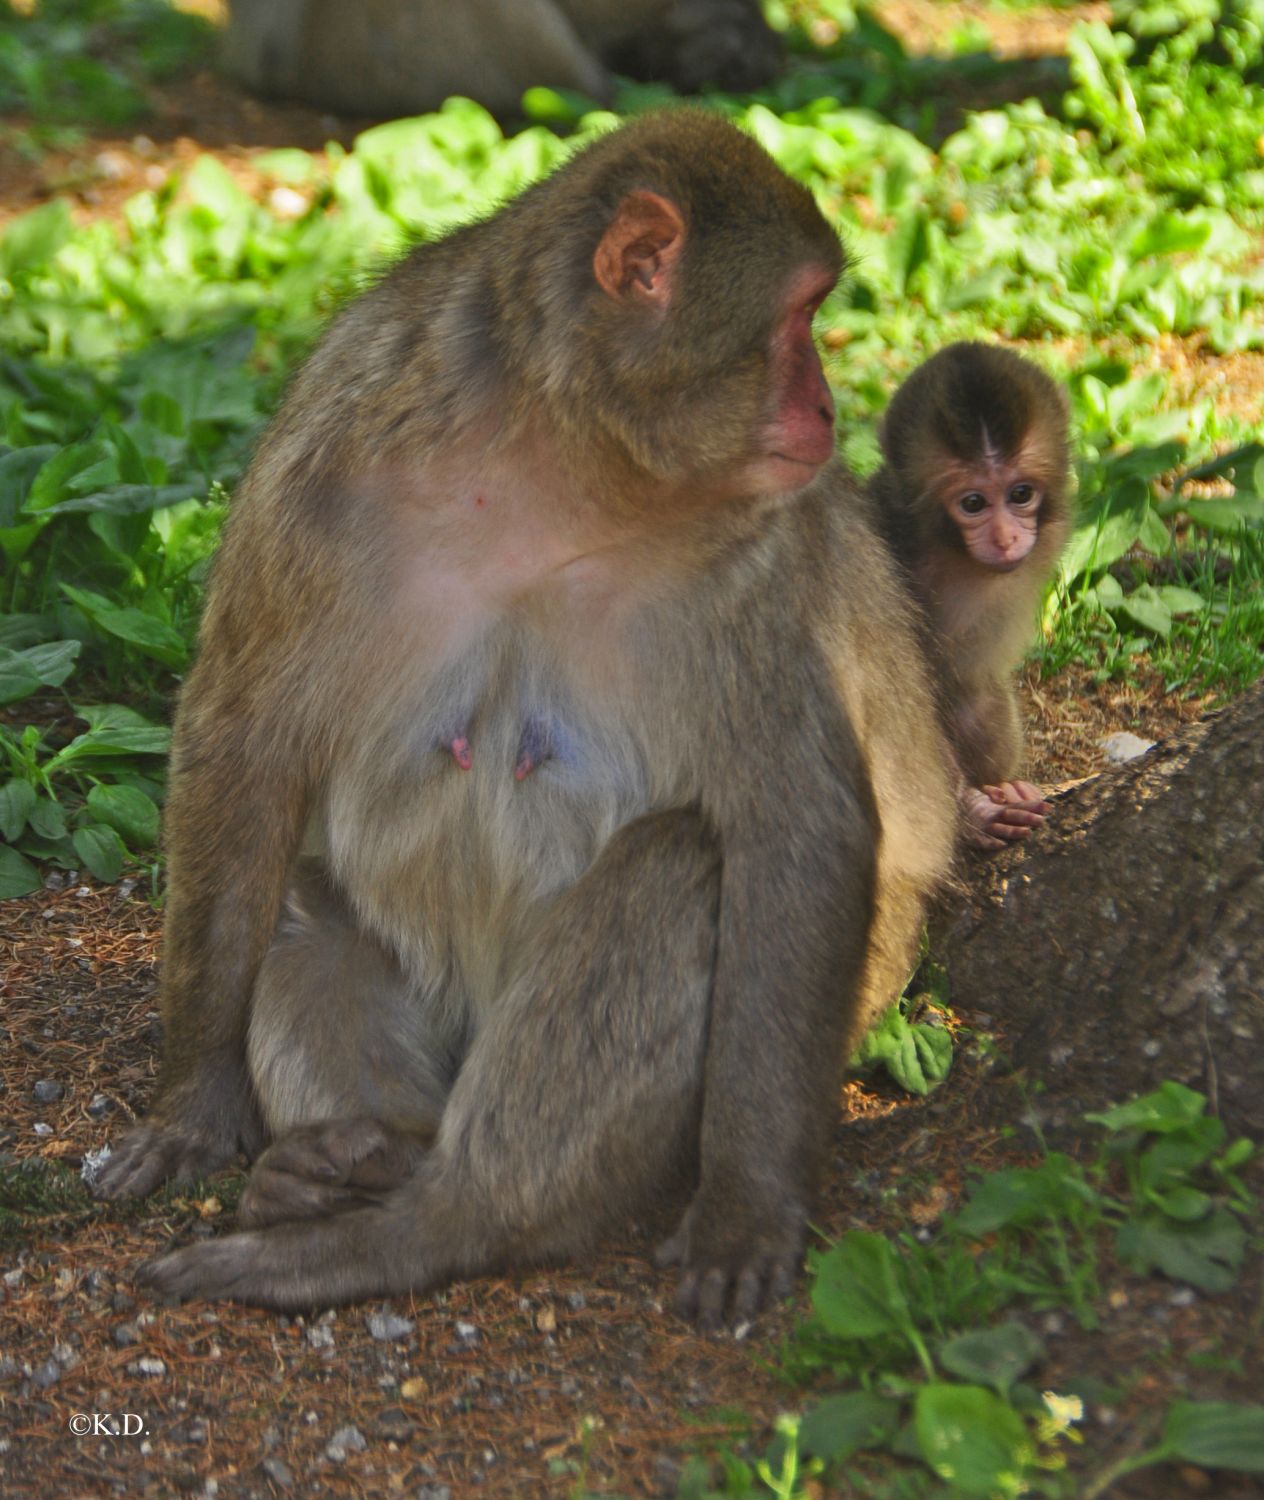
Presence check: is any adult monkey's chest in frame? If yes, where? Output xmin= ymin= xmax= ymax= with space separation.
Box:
xmin=318 ymin=610 xmax=659 ymax=983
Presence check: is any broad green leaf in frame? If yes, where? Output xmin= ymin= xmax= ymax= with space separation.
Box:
xmin=1106 ymin=377 xmax=1170 ymax=430
xmin=797 ymin=1391 xmax=900 ymax=1463
xmin=1137 ymin=1117 xmax=1226 ymax=1184
xmin=1180 ymin=496 xmax=1264 ymax=533
xmin=59 ymin=583 xmax=117 ymax=617
xmin=1138 ymin=505 xmax=1172 ymax=555
xmin=76 ymin=704 xmax=165 ymax=733
xmin=944 ymin=267 xmax=1010 ymax=310
xmin=0 ymin=642 xmax=75 ymax=711
xmin=0 ymin=614 xmax=48 ymax=650
xmin=854 ymin=1003 xmax=952 ymax=1095
xmin=0 ymin=444 xmax=58 ymax=528
xmin=102 ymin=421 xmax=149 ymax=486
xmin=1060 ymin=481 xmax=1150 ymax=585
xmin=86 ymin=784 xmax=160 ymax=849
xmin=1156 ymin=585 xmax=1209 ymax=616
xmin=0 ymin=200 xmax=72 ymax=278
xmin=254 ymin=148 xmax=321 ymax=184
xmin=22 ymin=443 xmax=110 ymax=513
xmin=17 ymin=640 xmax=80 ymax=687
xmin=915 ymin=1384 xmax=1034 ymax=1498
xmin=35 ymin=480 xmax=204 ymax=517
xmin=28 ymin=797 xmax=68 ymax=841
xmin=0 ymin=648 xmax=39 ymax=706
xmin=69 ymin=599 xmax=187 ymax=668
xmin=1117 ymin=1208 xmax=1246 ymax=1292
xmin=1093 ymin=572 xmax=1125 ymax=607
xmin=1162 ymin=1401 xmax=1264 ymax=1472
xmin=52 ymin=723 xmax=171 ymax=761
xmin=1113 ymin=583 xmax=1172 ymax=637
xmin=73 ymin=824 xmax=127 ymax=883
xmin=522 ymin=86 xmax=591 ymax=127
xmin=0 ymin=518 xmax=45 ymax=567
xmin=0 ymin=780 xmax=36 ymax=842
xmin=1102 ymin=440 xmax=1186 ymax=483
xmin=1148 ymin=1186 xmax=1213 ymax=1221
xmin=938 ymin=1324 xmax=1046 ymax=1397
xmin=1129 ymin=214 xmax=1211 ymax=259
xmin=49 ymin=706 xmax=171 ymax=765
xmin=955 ymin=1157 xmax=1099 ymax=1236
xmin=138 ymin=389 xmax=185 ymax=437
xmin=810 ymin=1231 xmax=909 ymax=1340
xmin=88 ymin=510 xmax=152 ymax=568
xmin=0 ymin=845 xmax=40 ymax=899
xmin=18 ymin=832 xmax=76 ymax=867
xmin=886 ymin=207 xmax=931 ymax=294
xmin=1086 ymin=1082 xmax=1207 ymax=1134
xmin=186 ymin=154 xmax=252 ymax=222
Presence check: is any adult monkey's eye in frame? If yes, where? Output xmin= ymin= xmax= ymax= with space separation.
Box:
xmin=959 ymin=492 xmax=987 ymax=515
xmin=1009 ymin=483 xmax=1036 ymax=506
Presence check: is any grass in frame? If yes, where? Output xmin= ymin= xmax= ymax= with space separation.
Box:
xmin=0 ymin=0 xmax=209 ymax=129
xmin=0 ymin=0 xmax=1257 ymax=1098
xmin=683 ymin=1084 xmax=1262 ymax=1497
xmin=0 ymin=0 xmax=1261 ymax=895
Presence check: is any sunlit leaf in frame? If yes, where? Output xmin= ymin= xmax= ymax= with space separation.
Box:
xmin=915 ymin=1384 xmax=1034 ymax=1498
xmin=811 ymin=1231 xmax=909 ymax=1340
xmin=1086 ymin=1081 xmax=1208 ymax=1134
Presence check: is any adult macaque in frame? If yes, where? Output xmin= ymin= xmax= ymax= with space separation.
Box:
xmin=224 ymin=0 xmax=782 ymax=121
xmin=94 ymin=112 xmax=956 ymax=1323
xmin=869 ymin=342 xmax=1071 ymax=851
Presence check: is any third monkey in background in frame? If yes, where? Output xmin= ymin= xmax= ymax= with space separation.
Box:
xmin=870 ymin=342 xmax=1071 ymax=850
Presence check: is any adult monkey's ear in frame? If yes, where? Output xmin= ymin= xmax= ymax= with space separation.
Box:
xmin=593 ymin=191 xmax=685 ymax=306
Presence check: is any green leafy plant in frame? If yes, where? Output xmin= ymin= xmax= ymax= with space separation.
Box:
xmin=0 ymin=5 xmax=1259 ymax=909
xmin=1064 ymin=1 xmax=1264 ymax=209
xmin=685 ymin=1084 xmax=1258 ymax=1498
xmin=853 ymin=961 xmax=954 ymax=1096
xmin=0 ymin=0 xmax=211 ymax=127
xmin=0 ymin=701 xmax=168 ymax=893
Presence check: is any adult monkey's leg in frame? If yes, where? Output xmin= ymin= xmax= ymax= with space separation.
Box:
xmin=236 ymin=859 xmax=459 ymax=1229
xmin=141 ymin=811 xmax=721 ymax=1307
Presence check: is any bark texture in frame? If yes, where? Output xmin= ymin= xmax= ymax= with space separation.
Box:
xmin=936 ymin=678 xmax=1264 ymax=1135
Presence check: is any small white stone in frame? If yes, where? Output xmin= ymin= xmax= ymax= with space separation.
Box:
xmin=269 ymin=185 xmax=309 ymax=220
xmin=1101 ymin=731 xmax=1155 ymax=764
xmin=81 ymin=1146 xmax=113 ymax=1182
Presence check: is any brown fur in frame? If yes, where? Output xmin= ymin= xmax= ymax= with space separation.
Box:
xmin=225 ymin=1 xmax=782 ymax=120
xmin=94 ymin=113 xmax=955 ymax=1321
xmin=870 ymin=341 xmax=1071 ymax=791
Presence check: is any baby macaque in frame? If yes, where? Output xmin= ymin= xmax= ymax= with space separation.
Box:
xmin=870 ymin=342 xmax=1071 ymax=850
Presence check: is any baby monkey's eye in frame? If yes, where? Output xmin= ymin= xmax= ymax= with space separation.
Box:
xmin=1009 ymin=483 xmax=1036 ymax=506
xmin=959 ymin=491 xmax=988 ymax=515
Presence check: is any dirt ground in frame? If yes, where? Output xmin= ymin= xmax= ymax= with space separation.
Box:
xmin=1 ymin=12 xmax=1262 ymax=1500
xmin=2 ymin=703 xmax=1262 ymax=1499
